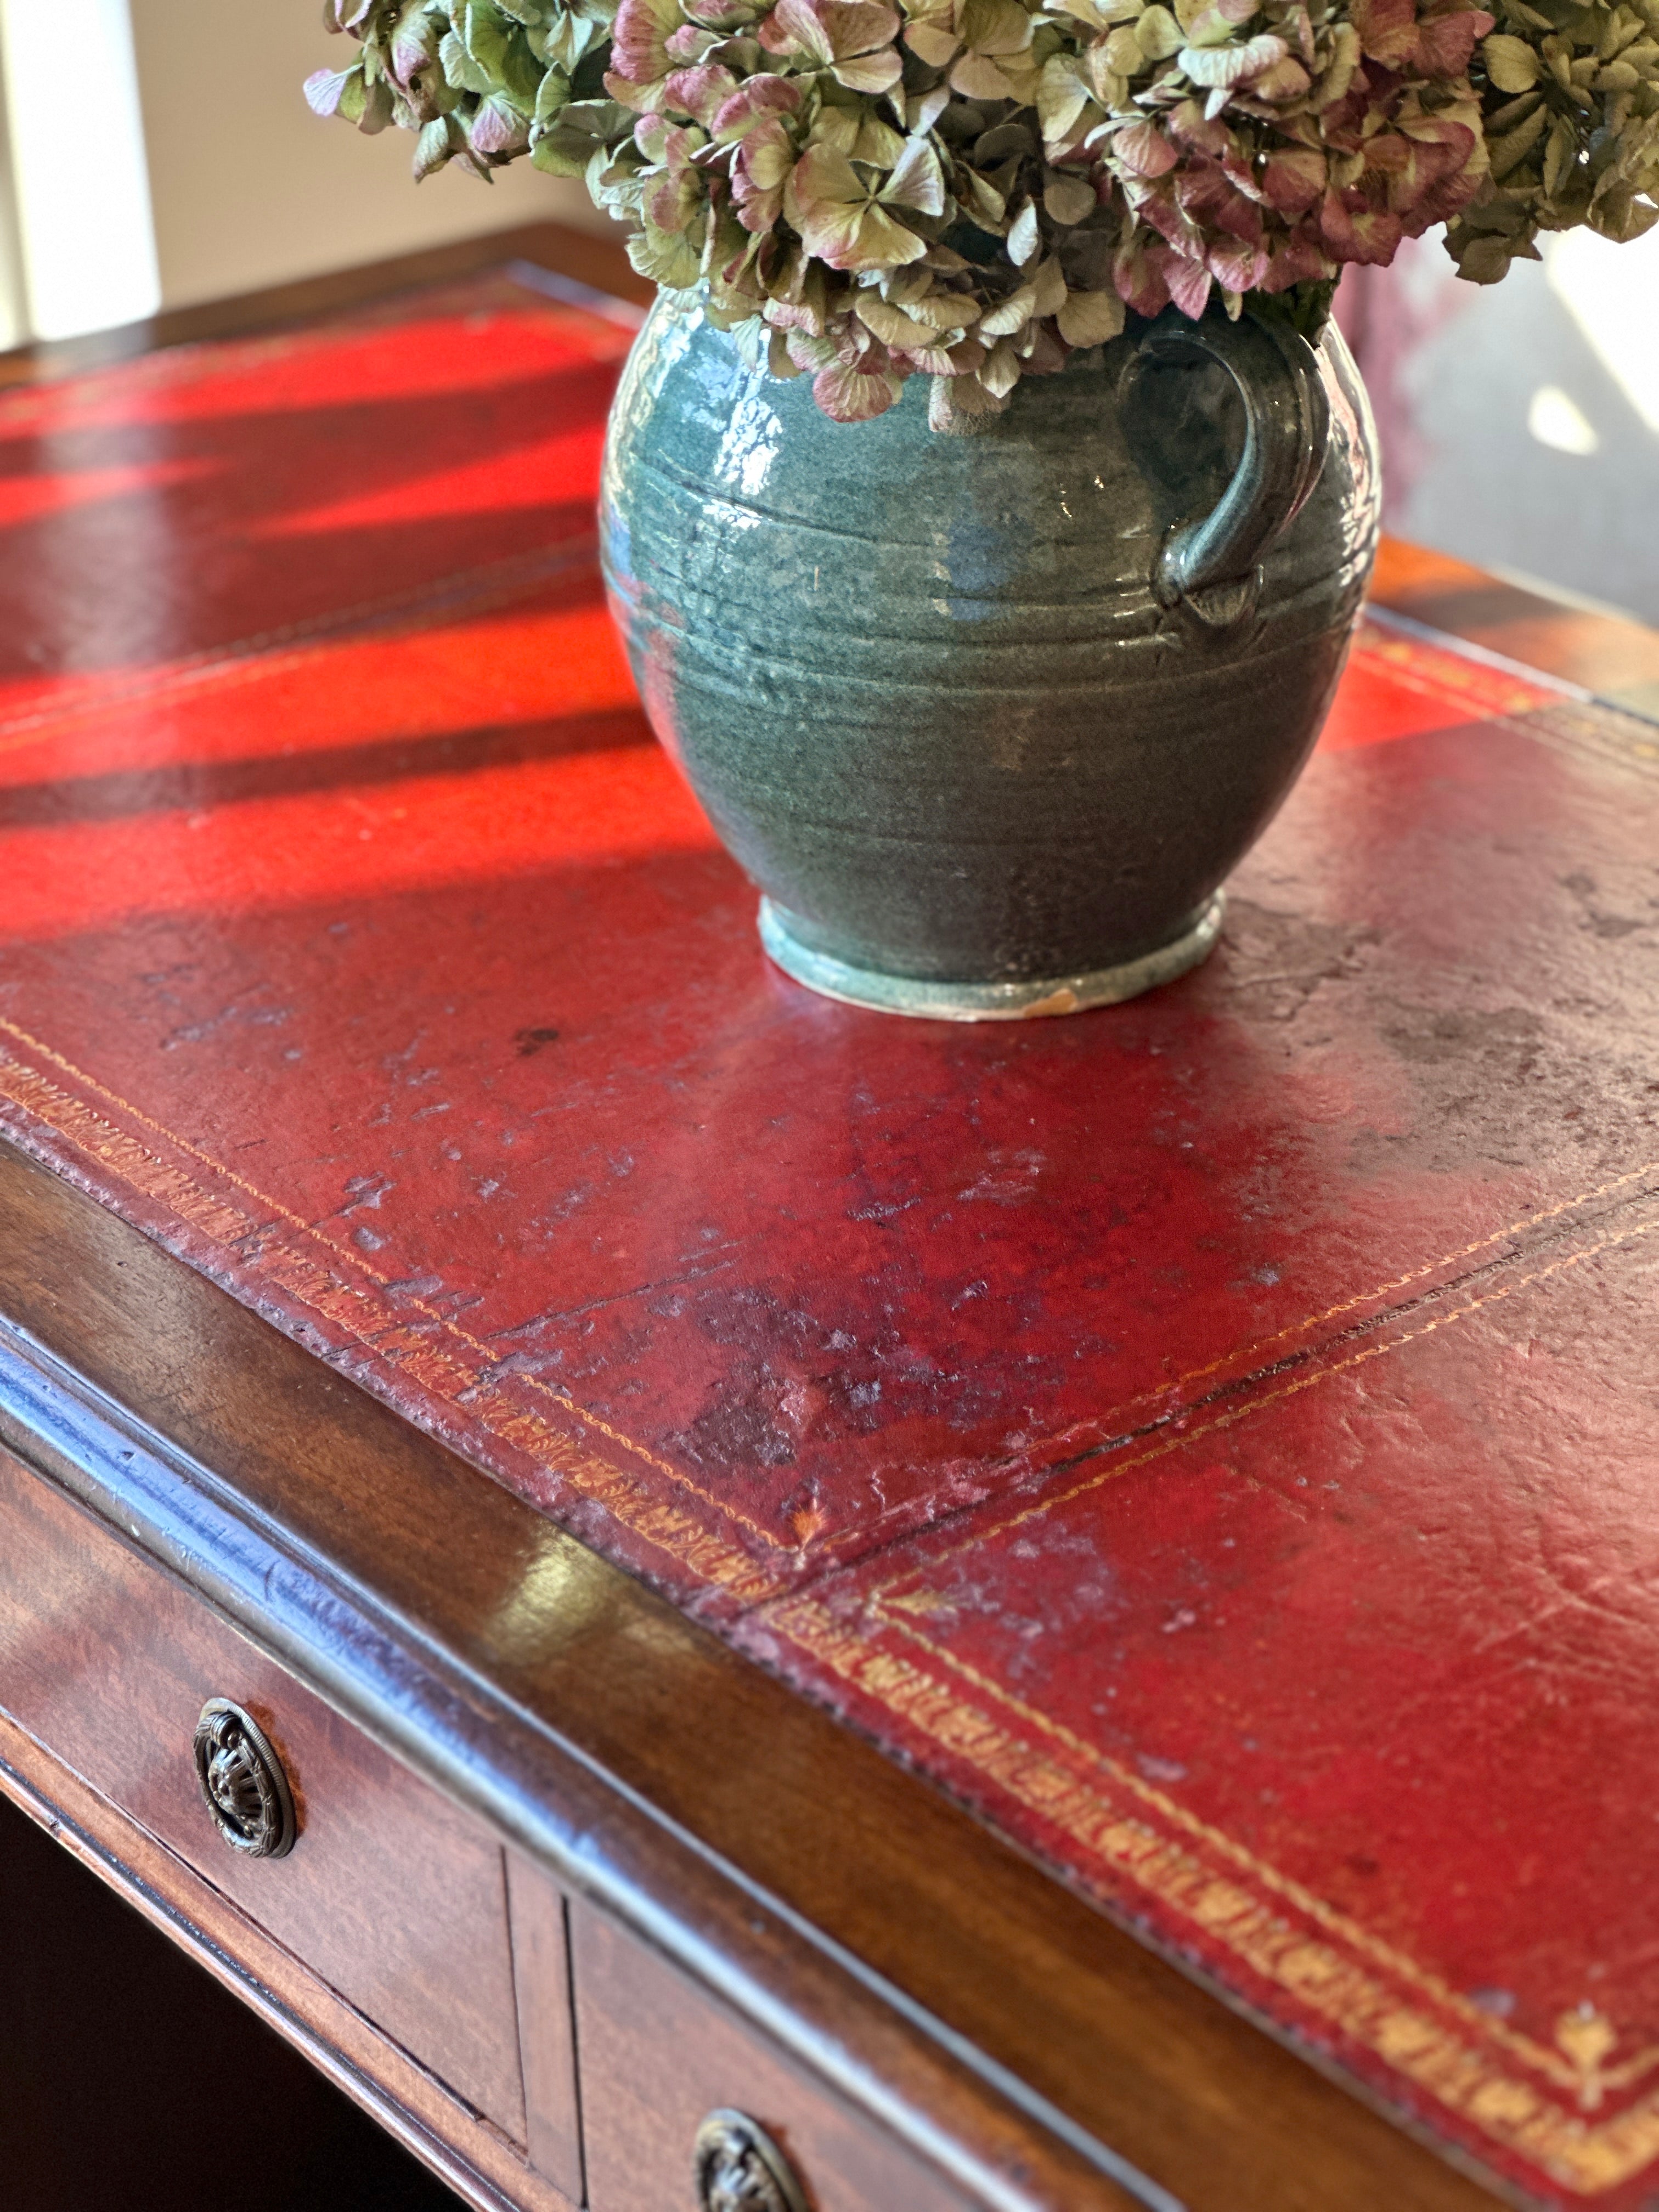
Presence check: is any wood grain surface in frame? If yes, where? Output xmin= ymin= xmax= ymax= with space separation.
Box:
xmin=573 ymin=1899 xmax=973 ymax=2212
xmin=0 ymin=1701 xmax=572 ymax=2212
xmin=509 ymin=1858 xmax=586 ymax=2204
xmin=0 ymin=1442 xmax=527 ymax=2137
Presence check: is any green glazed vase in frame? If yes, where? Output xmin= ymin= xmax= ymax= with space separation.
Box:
xmin=600 ymin=290 xmax=1380 ymax=1020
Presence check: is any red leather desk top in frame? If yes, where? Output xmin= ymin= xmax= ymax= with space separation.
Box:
xmin=2 ymin=274 xmax=1657 ymax=2210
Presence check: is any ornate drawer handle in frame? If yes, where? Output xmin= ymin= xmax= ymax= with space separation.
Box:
xmin=193 ymin=1700 xmax=297 ymax=1859
xmin=693 ymin=2109 xmax=810 ymax=2212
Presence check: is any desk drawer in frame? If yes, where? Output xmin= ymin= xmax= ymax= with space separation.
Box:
xmin=0 ymin=1446 xmax=526 ymax=2141
xmin=572 ymin=1900 xmax=973 ymax=2212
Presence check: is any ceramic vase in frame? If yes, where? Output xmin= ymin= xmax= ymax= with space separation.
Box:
xmin=601 ymin=291 xmax=1380 ymax=1019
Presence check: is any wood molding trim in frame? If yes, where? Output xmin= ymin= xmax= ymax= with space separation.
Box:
xmin=0 ymin=1709 xmax=568 ymax=2212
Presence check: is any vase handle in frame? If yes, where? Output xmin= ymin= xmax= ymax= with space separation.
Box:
xmin=1133 ymin=311 xmax=1329 ymax=632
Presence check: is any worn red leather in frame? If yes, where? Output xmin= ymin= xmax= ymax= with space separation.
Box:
xmin=2 ymin=273 xmax=1657 ymax=2210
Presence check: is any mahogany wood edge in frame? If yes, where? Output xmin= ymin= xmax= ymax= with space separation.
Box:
xmin=0 ymin=1716 xmax=569 ymax=2212
xmin=0 ymin=1149 xmax=1137 ymax=2212
xmin=0 ymin=1120 xmax=1519 ymax=2212
xmin=0 ymin=219 xmax=649 ymax=387
xmin=1363 ymin=600 xmax=1590 ymax=700
xmin=0 ymin=1299 xmax=1126 ymax=2212
xmin=1369 ymin=535 xmax=1659 ymax=716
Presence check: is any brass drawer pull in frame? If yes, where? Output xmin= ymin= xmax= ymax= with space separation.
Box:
xmin=693 ymin=2110 xmax=810 ymax=2212
xmin=193 ymin=1700 xmax=296 ymax=1859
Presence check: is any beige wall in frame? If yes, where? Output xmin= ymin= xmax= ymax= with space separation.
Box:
xmin=128 ymin=0 xmax=610 ymax=312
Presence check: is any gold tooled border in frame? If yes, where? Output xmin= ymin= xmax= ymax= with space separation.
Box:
xmin=765 ymin=1590 xmax=1659 ymax=2197
xmin=862 ymin=1201 xmax=1659 ymax=1579
xmin=0 ymin=1029 xmax=792 ymax=1602
xmin=1357 ymin=623 xmax=1659 ymax=774
xmin=6 ymin=1024 xmax=1659 ymax=2192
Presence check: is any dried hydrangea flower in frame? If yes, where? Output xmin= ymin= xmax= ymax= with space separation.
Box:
xmin=1444 ymin=0 xmax=1659 ymax=279
xmin=307 ymin=0 xmax=1642 ymax=426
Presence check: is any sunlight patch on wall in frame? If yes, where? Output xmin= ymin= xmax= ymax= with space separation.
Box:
xmin=1527 ymin=385 xmax=1600 ymax=457
xmin=1545 ymin=227 xmax=1659 ymax=439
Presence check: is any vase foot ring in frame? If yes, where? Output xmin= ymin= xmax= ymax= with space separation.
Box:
xmin=759 ymin=893 xmax=1226 ymax=1022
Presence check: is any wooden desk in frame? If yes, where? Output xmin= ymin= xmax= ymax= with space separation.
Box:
xmin=1 ymin=230 xmax=1655 ymax=2212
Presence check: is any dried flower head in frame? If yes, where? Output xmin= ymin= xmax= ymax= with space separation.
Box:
xmin=1444 ymin=0 xmax=1659 ymax=279
xmin=307 ymin=0 xmax=1640 ymax=423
